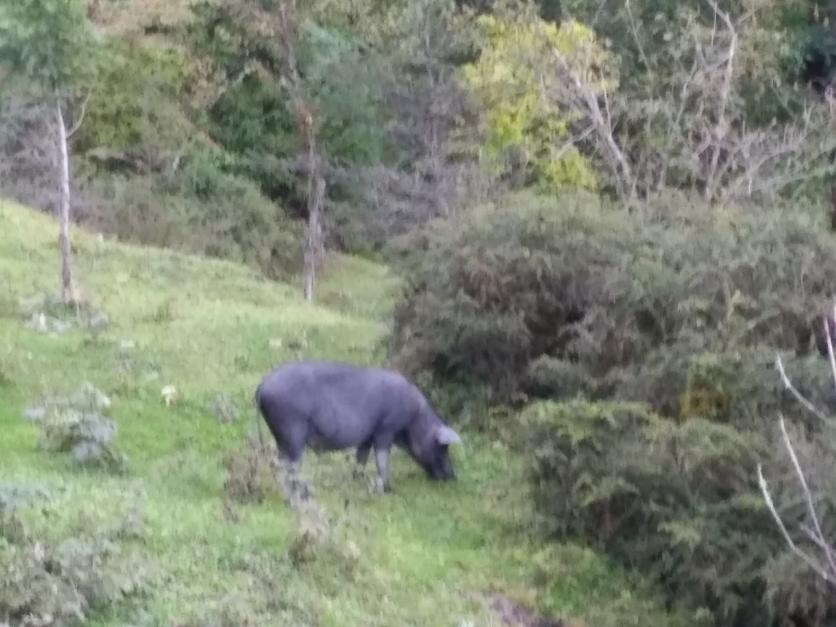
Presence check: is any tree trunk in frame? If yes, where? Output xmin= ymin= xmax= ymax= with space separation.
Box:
xmin=277 ymin=0 xmax=326 ymax=303
xmin=55 ymin=101 xmax=76 ymax=305
xmin=303 ymin=177 xmax=325 ymax=303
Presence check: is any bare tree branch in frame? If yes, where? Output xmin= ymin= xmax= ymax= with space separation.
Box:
xmin=758 ymin=459 xmax=835 ymax=585
xmin=779 ymin=413 xmax=836 ymax=576
xmin=548 ymin=47 xmax=635 ymax=202
xmin=624 ymin=0 xmax=650 ymax=72
xmin=553 ymin=125 xmax=596 ymax=160
xmin=703 ymin=1 xmax=736 ymax=202
xmin=595 ymin=2 xmax=836 ymax=203
xmin=761 ymin=305 xmax=836 ymax=587
xmin=66 ymin=93 xmax=90 ymax=139
xmin=825 ymin=305 xmax=836 ymax=392
xmin=775 ymin=355 xmax=833 ymax=425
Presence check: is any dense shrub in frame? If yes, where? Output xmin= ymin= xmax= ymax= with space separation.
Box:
xmin=389 ymin=189 xmax=836 ymax=624
xmin=74 ymin=39 xmax=193 ymax=159
xmin=389 ymin=190 xmax=836 ymax=425
xmin=24 ymin=382 xmax=126 ymax=471
xmin=522 ymin=399 xmax=836 ymax=626
xmin=0 ymin=500 xmax=149 ymax=626
xmin=39 ymin=410 xmax=125 ymax=470
xmin=223 ymin=431 xmax=279 ymax=504
xmin=83 ymin=144 xmax=303 ymax=280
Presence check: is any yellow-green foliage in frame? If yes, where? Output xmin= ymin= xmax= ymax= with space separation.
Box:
xmin=679 ymin=353 xmax=736 ymax=422
xmin=679 ymin=386 xmax=729 ymax=422
xmin=77 ymin=40 xmax=193 ymax=153
xmin=462 ymin=13 xmax=607 ymax=192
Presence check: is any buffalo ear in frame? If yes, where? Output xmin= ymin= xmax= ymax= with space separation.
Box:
xmin=435 ymin=425 xmax=462 ymax=446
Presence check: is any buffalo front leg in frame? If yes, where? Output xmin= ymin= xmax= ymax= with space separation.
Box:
xmin=374 ymin=447 xmax=392 ymax=493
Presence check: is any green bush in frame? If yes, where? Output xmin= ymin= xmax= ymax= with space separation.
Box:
xmin=25 ymin=382 xmax=126 ymax=471
xmin=389 ymin=190 xmax=836 ymax=426
xmin=83 ymin=144 xmax=303 ymax=281
xmin=39 ymin=410 xmax=125 ymax=469
xmin=522 ymin=399 xmax=836 ymax=626
xmin=222 ymin=431 xmax=279 ymax=504
xmin=75 ymin=39 xmax=194 ymax=162
xmin=70 ymin=35 xmax=307 ymax=279
xmin=0 ymin=501 xmax=149 ymax=626
xmin=326 ymin=197 xmax=390 ymax=258
xmin=0 ymin=483 xmax=51 ymax=512
xmin=205 ymin=74 xmax=298 ymax=202
xmin=389 ymin=189 xmax=836 ymax=624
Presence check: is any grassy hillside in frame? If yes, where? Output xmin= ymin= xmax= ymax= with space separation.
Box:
xmin=0 ymin=201 xmax=685 ymax=626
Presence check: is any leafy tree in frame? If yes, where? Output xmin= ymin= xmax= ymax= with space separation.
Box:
xmin=188 ymin=0 xmax=400 ymax=287
xmin=74 ymin=40 xmax=193 ymax=158
xmin=376 ymin=0 xmax=472 ymax=168
xmin=0 ymin=0 xmax=99 ymax=304
xmin=338 ymin=0 xmax=484 ymax=239
xmin=296 ymin=20 xmax=393 ymax=167
xmin=462 ymin=1 xmax=604 ymax=193
xmin=190 ymin=0 xmax=392 ymax=183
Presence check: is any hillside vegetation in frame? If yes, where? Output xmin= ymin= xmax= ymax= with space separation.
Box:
xmin=5 ymin=0 xmax=836 ymax=624
xmin=0 ymin=201 xmax=688 ymax=627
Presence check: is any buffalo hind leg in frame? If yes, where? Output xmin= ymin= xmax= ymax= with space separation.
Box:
xmin=374 ymin=447 xmax=392 ymax=493
xmin=276 ymin=451 xmax=311 ymax=505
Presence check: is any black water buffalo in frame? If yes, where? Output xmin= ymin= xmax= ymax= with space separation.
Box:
xmin=255 ymin=360 xmax=463 ymax=492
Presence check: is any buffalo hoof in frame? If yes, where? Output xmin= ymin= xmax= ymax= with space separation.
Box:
xmin=368 ymin=477 xmax=392 ymax=495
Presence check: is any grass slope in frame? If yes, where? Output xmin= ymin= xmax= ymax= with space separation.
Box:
xmin=0 ymin=201 xmax=685 ymax=626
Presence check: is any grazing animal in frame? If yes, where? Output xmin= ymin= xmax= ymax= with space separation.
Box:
xmin=255 ymin=360 xmax=463 ymax=492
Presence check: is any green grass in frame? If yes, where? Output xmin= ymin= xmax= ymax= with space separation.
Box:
xmin=0 ymin=201 xmax=689 ymax=626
